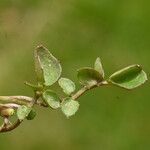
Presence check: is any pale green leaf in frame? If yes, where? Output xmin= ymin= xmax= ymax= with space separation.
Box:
xmin=61 ymin=97 xmax=79 ymax=118
xmin=42 ymin=90 xmax=61 ymax=109
xmin=58 ymin=78 xmax=76 ymax=95
xmin=77 ymin=67 xmax=104 ymax=86
xmin=94 ymin=57 xmax=104 ymax=78
xmin=17 ymin=105 xmax=31 ymax=121
xmin=35 ymin=45 xmax=62 ymax=86
xmin=109 ymin=64 xmax=148 ymax=90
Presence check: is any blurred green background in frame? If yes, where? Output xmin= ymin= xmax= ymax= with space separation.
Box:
xmin=0 ymin=0 xmax=149 ymax=150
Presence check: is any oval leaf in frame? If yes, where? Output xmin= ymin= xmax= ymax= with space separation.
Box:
xmin=35 ymin=45 xmax=62 ymax=86
xmin=17 ymin=105 xmax=31 ymax=121
xmin=77 ymin=67 xmax=104 ymax=86
xmin=94 ymin=57 xmax=104 ymax=78
xmin=26 ymin=109 xmax=36 ymax=120
xmin=61 ymin=98 xmax=79 ymax=118
xmin=109 ymin=64 xmax=148 ymax=90
xmin=58 ymin=78 xmax=76 ymax=95
xmin=42 ymin=90 xmax=61 ymax=109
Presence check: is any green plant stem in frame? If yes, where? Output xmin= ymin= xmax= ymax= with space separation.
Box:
xmin=72 ymin=81 xmax=108 ymax=100
xmin=72 ymin=85 xmax=95 ymax=100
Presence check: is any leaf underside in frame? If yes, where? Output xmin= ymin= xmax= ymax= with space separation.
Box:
xmin=61 ymin=98 xmax=79 ymax=118
xmin=35 ymin=45 xmax=62 ymax=86
xmin=58 ymin=78 xmax=76 ymax=95
xmin=42 ymin=90 xmax=61 ymax=109
xmin=17 ymin=105 xmax=31 ymax=120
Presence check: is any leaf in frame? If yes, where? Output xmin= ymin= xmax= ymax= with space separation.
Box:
xmin=26 ymin=109 xmax=36 ymax=120
xmin=61 ymin=97 xmax=79 ymax=118
xmin=17 ymin=105 xmax=31 ymax=121
xmin=35 ymin=45 xmax=62 ymax=86
xmin=58 ymin=78 xmax=76 ymax=95
xmin=42 ymin=90 xmax=61 ymax=109
xmin=77 ymin=67 xmax=104 ymax=86
xmin=94 ymin=57 xmax=104 ymax=78
xmin=109 ymin=64 xmax=148 ymax=90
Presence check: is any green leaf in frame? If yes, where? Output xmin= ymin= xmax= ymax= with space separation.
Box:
xmin=17 ymin=105 xmax=31 ymax=121
xmin=58 ymin=78 xmax=76 ymax=95
xmin=77 ymin=67 xmax=104 ymax=86
xmin=61 ymin=98 xmax=79 ymax=118
xmin=109 ymin=64 xmax=148 ymax=90
xmin=26 ymin=109 xmax=36 ymax=120
xmin=94 ymin=57 xmax=104 ymax=78
xmin=42 ymin=90 xmax=61 ymax=109
xmin=35 ymin=45 xmax=62 ymax=86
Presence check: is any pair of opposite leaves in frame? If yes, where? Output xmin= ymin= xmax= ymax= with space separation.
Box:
xmin=17 ymin=46 xmax=148 ymax=120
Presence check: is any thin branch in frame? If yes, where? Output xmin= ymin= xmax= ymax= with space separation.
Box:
xmin=0 ymin=81 xmax=109 ymax=133
xmin=0 ymin=119 xmax=22 ymax=133
xmin=72 ymin=86 xmax=92 ymax=100
xmin=0 ymin=96 xmax=35 ymax=133
xmin=0 ymin=96 xmax=34 ymax=106
xmin=72 ymin=81 xmax=108 ymax=100
xmin=36 ymin=100 xmax=49 ymax=107
xmin=0 ymin=103 xmax=20 ymax=109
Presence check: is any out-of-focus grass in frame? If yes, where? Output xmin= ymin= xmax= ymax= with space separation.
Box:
xmin=0 ymin=0 xmax=149 ymax=150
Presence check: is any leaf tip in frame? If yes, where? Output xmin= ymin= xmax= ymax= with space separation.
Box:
xmin=94 ymin=57 xmax=104 ymax=78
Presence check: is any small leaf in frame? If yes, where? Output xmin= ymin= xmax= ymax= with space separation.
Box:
xmin=42 ymin=90 xmax=61 ymax=109
xmin=17 ymin=105 xmax=31 ymax=121
xmin=58 ymin=78 xmax=76 ymax=95
xmin=26 ymin=109 xmax=36 ymax=120
xmin=77 ymin=67 xmax=104 ymax=86
xmin=94 ymin=57 xmax=104 ymax=78
xmin=35 ymin=45 xmax=62 ymax=86
xmin=109 ymin=64 xmax=148 ymax=90
xmin=61 ymin=98 xmax=79 ymax=118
